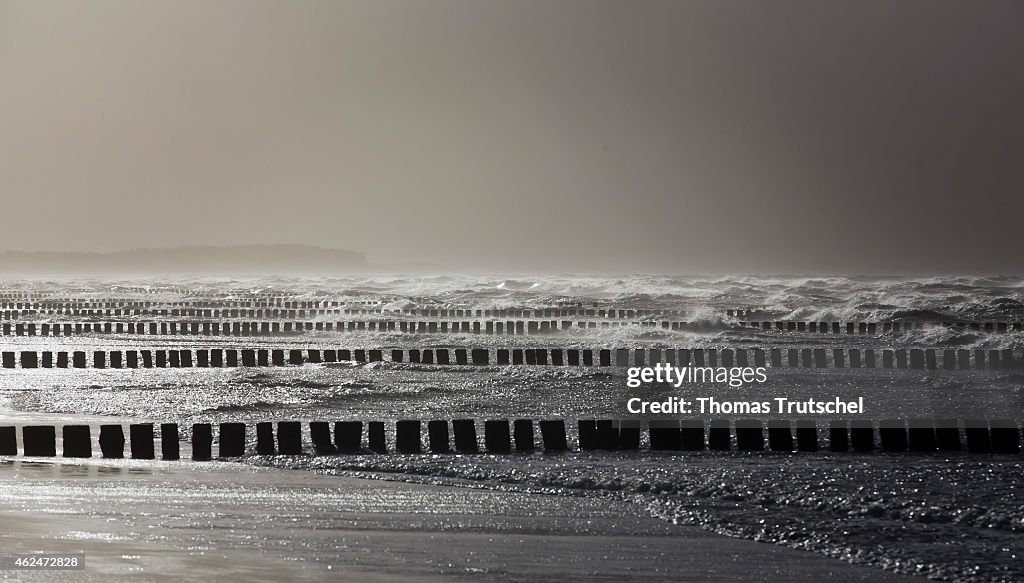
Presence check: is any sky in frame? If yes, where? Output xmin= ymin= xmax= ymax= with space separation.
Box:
xmin=0 ymin=0 xmax=1021 ymax=273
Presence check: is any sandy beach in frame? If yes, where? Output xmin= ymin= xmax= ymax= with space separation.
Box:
xmin=0 ymin=456 xmax=915 ymax=582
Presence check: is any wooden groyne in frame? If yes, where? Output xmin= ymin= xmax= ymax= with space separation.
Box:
xmin=1 ymin=347 xmax=1020 ymax=370
xmin=1 ymin=418 xmax=1019 ymax=459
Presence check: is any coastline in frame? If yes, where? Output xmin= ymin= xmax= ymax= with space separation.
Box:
xmin=0 ymin=456 xmax=912 ymax=582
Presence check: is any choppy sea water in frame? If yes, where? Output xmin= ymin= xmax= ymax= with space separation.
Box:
xmin=1 ymin=274 xmax=1022 ymax=581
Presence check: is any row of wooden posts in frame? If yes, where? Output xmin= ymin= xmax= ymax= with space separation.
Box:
xmin=0 ymin=418 xmax=1020 ymax=459
xmin=0 ymin=320 xmax=677 ymax=336
xmin=2 ymin=318 xmax=1021 ymax=336
xmin=1 ymin=346 xmax=1022 ymax=370
xmin=0 ymin=307 xmax=677 ymax=318
xmin=740 ymin=321 xmax=1023 ymax=333
xmin=0 ymin=299 xmax=378 ymax=310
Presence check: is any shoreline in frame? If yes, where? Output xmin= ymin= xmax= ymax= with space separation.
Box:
xmin=0 ymin=454 xmax=913 ymax=582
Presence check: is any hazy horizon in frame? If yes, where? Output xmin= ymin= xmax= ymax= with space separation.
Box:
xmin=1 ymin=1 xmax=1022 ymax=273
xmin=0 ymin=244 xmax=1021 ymax=276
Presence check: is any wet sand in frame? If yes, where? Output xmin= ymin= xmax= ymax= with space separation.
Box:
xmin=0 ymin=458 xmax=912 ymax=582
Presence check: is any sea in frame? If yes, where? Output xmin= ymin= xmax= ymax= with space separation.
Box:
xmin=0 ymin=274 xmax=1021 ymax=581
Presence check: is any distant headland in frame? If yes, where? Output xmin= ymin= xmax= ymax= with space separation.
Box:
xmin=0 ymin=244 xmax=373 ymax=274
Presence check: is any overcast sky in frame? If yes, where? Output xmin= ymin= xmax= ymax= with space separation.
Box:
xmin=0 ymin=1 xmax=1021 ymax=273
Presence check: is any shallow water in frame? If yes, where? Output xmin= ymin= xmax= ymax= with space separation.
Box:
xmin=249 ymin=452 xmax=1023 ymax=581
xmin=0 ymin=458 xmax=907 ymax=582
